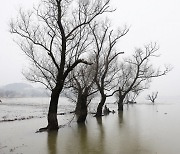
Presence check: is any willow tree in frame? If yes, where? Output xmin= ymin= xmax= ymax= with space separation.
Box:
xmin=146 ymin=91 xmax=158 ymax=104
xmin=116 ymin=43 xmax=171 ymax=111
xmin=10 ymin=0 xmax=112 ymax=131
xmin=65 ymin=62 xmax=97 ymax=123
xmin=89 ymin=22 xmax=129 ymax=117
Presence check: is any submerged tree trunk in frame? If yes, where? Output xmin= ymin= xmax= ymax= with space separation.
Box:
xmin=75 ymin=92 xmax=82 ymax=115
xmin=76 ymin=93 xmax=88 ymax=123
xmin=118 ymin=95 xmax=124 ymax=111
xmin=117 ymin=88 xmax=125 ymax=111
xmin=47 ymin=85 xmax=62 ymax=131
xmin=95 ymin=94 xmax=106 ymax=117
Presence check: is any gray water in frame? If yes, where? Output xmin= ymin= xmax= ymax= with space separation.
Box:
xmin=53 ymin=103 xmax=180 ymax=154
xmin=0 ymin=98 xmax=180 ymax=154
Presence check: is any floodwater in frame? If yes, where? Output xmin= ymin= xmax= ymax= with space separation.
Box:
xmin=1 ymin=98 xmax=180 ymax=154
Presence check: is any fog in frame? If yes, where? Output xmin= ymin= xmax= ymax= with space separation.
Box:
xmin=0 ymin=0 xmax=179 ymax=99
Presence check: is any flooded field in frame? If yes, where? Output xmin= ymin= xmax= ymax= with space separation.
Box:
xmin=0 ymin=97 xmax=180 ymax=154
xmin=0 ymin=97 xmax=75 ymax=122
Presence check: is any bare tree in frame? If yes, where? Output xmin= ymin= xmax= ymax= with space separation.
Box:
xmin=10 ymin=0 xmax=113 ymax=131
xmin=146 ymin=91 xmax=158 ymax=104
xmin=65 ymin=62 xmax=97 ymax=123
xmin=89 ymin=21 xmax=129 ymax=117
xmin=116 ymin=43 xmax=171 ymax=111
xmin=124 ymin=91 xmax=139 ymax=104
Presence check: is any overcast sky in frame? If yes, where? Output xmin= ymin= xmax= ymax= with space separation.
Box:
xmin=0 ymin=0 xmax=180 ymax=99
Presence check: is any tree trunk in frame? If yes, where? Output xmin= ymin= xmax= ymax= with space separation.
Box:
xmin=47 ymin=86 xmax=62 ymax=131
xmin=76 ymin=93 xmax=88 ymax=123
xmin=95 ymin=95 xmax=106 ymax=117
xmin=75 ymin=92 xmax=82 ymax=115
xmin=118 ymin=96 xmax=124 ymax=111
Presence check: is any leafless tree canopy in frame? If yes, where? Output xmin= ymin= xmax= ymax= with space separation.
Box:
xmin=10 ymin=0 xmax=116 ymax=130
xmin=9 ymin=0 xmax=172 ymax=128
xmin=90 ymin=21 xmax=128 ymax=95
xmin=10 ymin=0 xmax=113 ymax=91
xmin=116 ymin=43 xmax=171 ymax=105
xmin=65 ymin=61 xmax=97 ymax=104
xmin=87 ymin=21 xmax=129 ymax=116
xmin=147 ymin=91 xmax=158 ymax=103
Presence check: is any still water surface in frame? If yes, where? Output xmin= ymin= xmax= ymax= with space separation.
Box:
xmin=52 ymin=103 xmax=180 ymax=154
xmin=0 ymin=98 xmax=180 ymax=154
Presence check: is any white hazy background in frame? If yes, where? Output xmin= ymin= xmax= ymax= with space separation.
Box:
xmin=0 ymin=0 xmax=179 ymax=100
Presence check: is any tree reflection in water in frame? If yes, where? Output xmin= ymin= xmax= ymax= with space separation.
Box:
xmin=118 ymin=111 xmax=124 ymax=124
xmin=95 ymin=117 xmax=105 ymax=154
xmin=77 ymin=123 xmax=88 ymax=153
xmin=47 ymin=131 xmax=58 ymax=154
